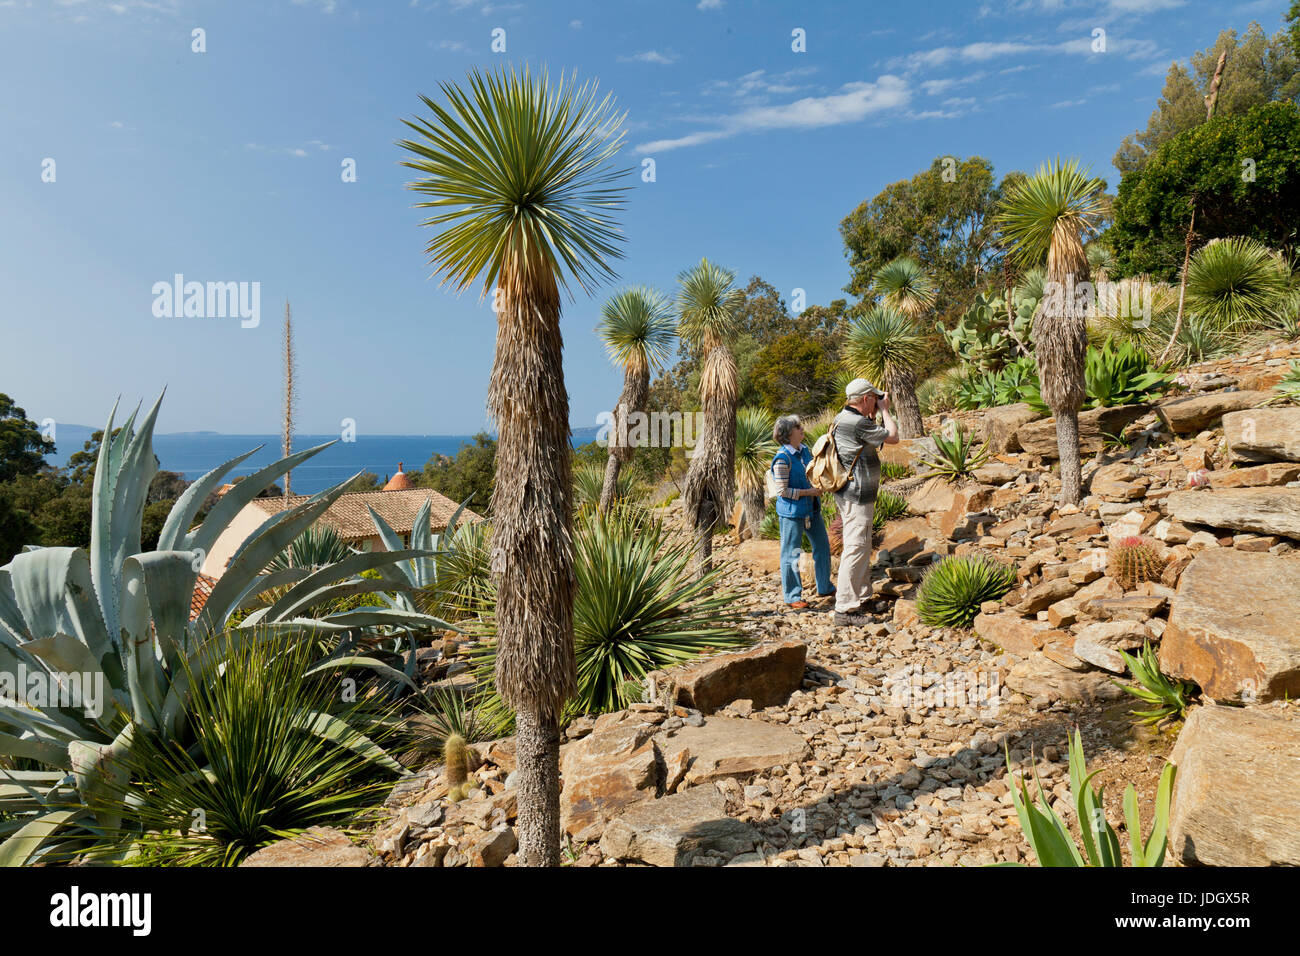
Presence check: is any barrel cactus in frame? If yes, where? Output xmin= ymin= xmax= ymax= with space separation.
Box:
xmin=1109 ymin=536 xmax=1164 ymax=589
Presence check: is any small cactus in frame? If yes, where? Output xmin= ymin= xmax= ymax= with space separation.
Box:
xmin=442 ymin=637 xmax=460 ymax=659
xmin=1109 ymin=535 xmax=1164 ymax=589
xmin=443 ymin=732 xmax=469 ymax=792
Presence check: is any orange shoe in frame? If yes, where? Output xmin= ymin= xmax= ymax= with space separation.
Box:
xmin=786 ymin=600 xmax=810 ymax=610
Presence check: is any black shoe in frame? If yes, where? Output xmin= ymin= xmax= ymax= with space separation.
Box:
xmin=833 ymin=610 xmax=873 ymax=627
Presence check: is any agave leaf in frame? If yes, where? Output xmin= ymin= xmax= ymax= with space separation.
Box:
xmin=0 ymin=729 xmax=69 ymax=766
xmin=262 ymin=549 xmax=433 ymax=621
xmin=0 ymin=696 xmax=90 ymax=745
xmin=365 ymin=506 xmax=409 ymax=571
xmin=4 ymin=548 xmax=113 ymax=663
xmin=0 ymin=808 xmax=85 ymax=867
xmin=304 ymin=653 xmax=422 ymax=686
xmin=69 ymin=725 xmax=133 ymax=830
xmin=315 ymin=608 xmax=456 ymax=630
xmin=155 ymin=446 xmax=262 ymax=551
xmin=1146 ymin=763 xmax=1176 ymax=867
xmin=190 ymin=480 xmax=355 ymax=638
xmin=290 ymin=709 xmax=409 ymax=774
xmin=181 ymin=441 xmax=338 ymax=558
xmin=19 ymin=634 xmax=125 ymax=734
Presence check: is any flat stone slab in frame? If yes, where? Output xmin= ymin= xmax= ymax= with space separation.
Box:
xmin=649 ymin=639 xmax=806 ymax=714
xmin=1168 ymin=705 xmax=1300 ymax=866
xmin=1156 ymin=390 xmax=1273 ymax=433
xmin=240 ymin=826 xmax=372 ymax=867
xmin=735 ymin=539 xmax=781 ymax=575
xmin=1207 ymin=462 xmax=1300 ymax=489
xmin=1222 ymin=407 xmax=1300 ymax=463
xmin=1159 ymin=549 xmax=1300 ymax=701
xmin=1005 ymin=654 xmax=1125 ymax=702
xmin=559 ymin=723 xmax=659 ymax=840
xmin=1016 ymin=404 xmax=1150 ymax=458
xmin=599 ymin=783 xmax=757 ymax=867
xmin=1166 ymin=487 xmax=1300 ymax=541
xmin=657 ymin=715 xmax=809 ymax=786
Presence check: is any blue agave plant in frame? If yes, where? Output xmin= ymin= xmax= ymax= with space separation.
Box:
xmin=0 ymin=392 xmax=452 ymax=864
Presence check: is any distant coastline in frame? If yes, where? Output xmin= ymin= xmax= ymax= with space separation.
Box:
xmin=42 ymin=425 xmax=604 ymax=495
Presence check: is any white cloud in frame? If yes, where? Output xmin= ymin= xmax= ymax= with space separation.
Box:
xmin=439 ymin=39 xmax=470 ymax=53
xmin=697 ymin=0 xmax=723 ymax=9
xmin=636 ymin=75 xmax=911 ymax=152
xmin=621 ymin=50 xmax=680 ymax=65
xmin=569 ymin=18 xmax=581 ymax=28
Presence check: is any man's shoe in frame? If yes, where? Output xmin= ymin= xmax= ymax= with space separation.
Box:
xmin=833 ymin=610 xmax=873 ymax=626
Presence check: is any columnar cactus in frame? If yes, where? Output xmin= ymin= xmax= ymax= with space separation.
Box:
xmin=444 ymin=733 xmax=473 ymax=801
xmin=1109 ymin=535 xmax=1164 ymax=589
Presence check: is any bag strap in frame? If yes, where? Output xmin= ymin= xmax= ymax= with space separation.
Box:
xmin=835 ymin=419 xmax=866 ymax=477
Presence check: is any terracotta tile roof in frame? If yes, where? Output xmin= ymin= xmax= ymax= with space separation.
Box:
xmin=190 ymin=573 xmax=217 ymax=622
xmin=248 ymin=487 xmax=479 ymax=540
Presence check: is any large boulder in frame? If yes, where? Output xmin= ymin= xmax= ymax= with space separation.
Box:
xmin=931 ymin=484 xmax=999 ymax=539
xmin=1005 ymin=654 xmax=1125 ymax=702
xmin=1167 ymin=705 xmax=1300 ymax=866
xmin=657 ymin=716 xmax=808 ymax=787
xmin=1159 ymin=549 xmax=1300 ymax=702
xmin=559 ymin=723 xmax=659 ymax=840
xmin=879 ymin=436 xmax=939 ymax=470
xmin=599 ymin=784 xmax=757 ymax=866
xmin=1015 ymin=404 xmax=1150 ymax=458
xmin=1071 ymin=620 xmax=1149 ymax=673
xmin=973 ymin=611 xmax=1065 ymax=657
xmin=1222 ymin=407 xmax=1300 ymax=464
xmin=648 ymin=639 xmax=806 ymax=714
xmin=907 ymin=475 xmax=958 ymax=515
xmin=1165 ymin=487 xmax=1300 ymax=540
xmin=1155 ymin=390 xmax=1273 ymax=434
xmin=1207 ymin=462 xmax=1300 ymax=489
xmin=984 ymin=403 xmax=1043 ymax=453
xmin=240 ymin=827 xmax=372 ymax=867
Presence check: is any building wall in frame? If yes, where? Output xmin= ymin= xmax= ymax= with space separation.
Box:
xmin=202 ymin=504 xmax=278 ymax=578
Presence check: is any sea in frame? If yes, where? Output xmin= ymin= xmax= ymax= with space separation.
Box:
xmin=44 ymin=426 xmax=603 ymax=496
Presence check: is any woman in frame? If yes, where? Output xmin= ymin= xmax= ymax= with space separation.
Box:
xmin=770 ymin=414 xmax=833 ymax=609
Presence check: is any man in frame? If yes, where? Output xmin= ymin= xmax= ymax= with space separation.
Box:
xmin=832 ymin=378 xmax=899 ymax=626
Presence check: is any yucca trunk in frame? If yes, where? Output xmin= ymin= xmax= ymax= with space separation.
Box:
xmin=598 ymin=367 xmax=647 ymax=513
xmin=887 ymin=364 xmax=925 ymax=438
xmin=489 ymin=261 xmax=576 ymax=867
xmin=1036 ymin=255 xmax=1090 ymax=506
xmin=683 ymin=343 xmax=736 ymax=579
xmin=740 ymin=486 xmax=765 ymax=540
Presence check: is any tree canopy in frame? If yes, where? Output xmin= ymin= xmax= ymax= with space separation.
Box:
xmin=0 ymin=393 xmax=54 ymax=484
xmin=1107 ymin=100 xmax=1300 ymax=279
xmin=1112 ymin=23 xmax=1300 ymax=176
xmin=839 ymin=156 xmax=1027 ymax=326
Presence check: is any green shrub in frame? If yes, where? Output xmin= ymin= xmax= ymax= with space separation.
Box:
xmin=1000 ymin=728 xmax=1175 ymax=867
xmin=918 ymin=422 xmax=990 ymax=481
xmin=916 ymin=554 xmax=1016 ymax=629
xmin=85 ymin=636 xmax=402 ymax=867
xmin=470 ymin=504 xmax=750 ymax=718
xmin=872 ymin=489 xmax=909 ymax=530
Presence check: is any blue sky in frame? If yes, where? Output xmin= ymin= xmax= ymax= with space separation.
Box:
xmin=0 ymin=0 xmax=1291 ymax=439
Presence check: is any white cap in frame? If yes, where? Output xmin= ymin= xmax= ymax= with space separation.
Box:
xmin=845 ymin=377 xmax=886 ymax=400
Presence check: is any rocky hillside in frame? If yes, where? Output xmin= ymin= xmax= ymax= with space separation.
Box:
xmin=244 ymin=341 xmax=1300 ymax=868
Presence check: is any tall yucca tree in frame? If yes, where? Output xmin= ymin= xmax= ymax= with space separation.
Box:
xmin=398 ymin=65 xmax=631 ymax=866
xmin=596 ymin=286 xmax=676 ymax=513
xmin=995 ymin=158 xmax=1105 ymax=505
xmin=734 ymin=406 xmax=778 ymax=538
xmin=871 ymin=256 xmax=936 ymax=437
xmin=677 ymin=258 xmax=743 ymax=578
xmin=845 ymin=305 xmax=928 ymax=434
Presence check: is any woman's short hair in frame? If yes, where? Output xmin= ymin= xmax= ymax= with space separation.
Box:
xmin=773 ymin=414 xmax=803 ymax=446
